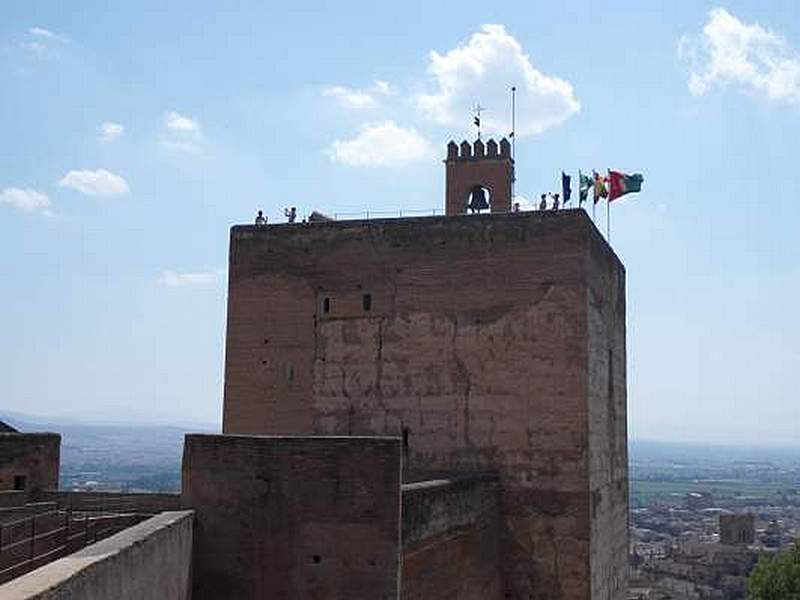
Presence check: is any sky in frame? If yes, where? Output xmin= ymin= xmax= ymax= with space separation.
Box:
xmin=1 ymin=1 xmax=799 ymax=445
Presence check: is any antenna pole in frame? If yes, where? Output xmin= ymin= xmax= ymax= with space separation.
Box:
xmin=511 ymin=86 xmax=516 ymax=160
xmin=511 ymin=86 xmax=517 ymax=202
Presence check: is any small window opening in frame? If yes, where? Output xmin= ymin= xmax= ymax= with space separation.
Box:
xmin=13 ymin=475 xmax=26 ymax=491
xmin=402 ymin=427 xmax=409 ymax=450
xmin=312 ymin=555 xmax=321 ymax=564
xmin=322 ymin=297 xmax=331 ymax=314
xmin=362 ymin=293 xmax=372 ymax=312
xmin=285 ymin=363 xmax=295 ymax=382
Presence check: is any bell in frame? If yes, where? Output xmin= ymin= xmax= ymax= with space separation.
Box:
xmin=467 ymin=186 xmax=489 ymax=212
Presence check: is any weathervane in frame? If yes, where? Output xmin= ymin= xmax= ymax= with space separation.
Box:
xmin=473 ymin=103 xmax=486 ymax=139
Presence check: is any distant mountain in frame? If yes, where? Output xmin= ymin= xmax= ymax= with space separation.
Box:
xmin=630 ymin=438 xmax=800 ymax=462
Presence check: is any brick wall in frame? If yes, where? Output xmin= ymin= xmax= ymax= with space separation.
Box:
xmin=0 ymin=434 xmax=60 ymax=497
xmin=586 ymin=230 xmax=629 ymax=600
xmin=401 ymin=474 xmax=502 ymax=599
xmin=223 ymin=210 xmax=627 ymax=599
xmin=181 ymin=434 xmax=402 ymax=600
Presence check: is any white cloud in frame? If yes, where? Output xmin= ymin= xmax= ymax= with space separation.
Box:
xmin=29 ymin=27 xmax=55 ymax=38
xmin=328 ymin=121 xmax=432 ymax=167
xmin=322 ymin=80 xmax=396 ymax=109
xmin=99 ymin=122 xmax=124 ymax=142
xmin=0 ymin=187 xmax=52 ymax=215
xmin=372 ymin=80 xmax=394 ymax=95
xmin=416 ymin=24 xmax=579 ymax=137
xmin=165 ymin=111 xmax=199 ymax=133
xmin=680 ymin=8 xmax=800 ymax=102
xmin=159 ymin=270 xmax=223 ymax=287
xmin=58 ymin=169 xmax=129 ymax=197
xmin=21 ymin=26 xmax=68 ymax=55
xmin=162 ymin=112 xmax=202 ymax=153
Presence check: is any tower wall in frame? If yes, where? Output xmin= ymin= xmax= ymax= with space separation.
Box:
xmin=445 ymin=139 xmax=513 ymax=215
xmin=586 ymin=232 xmax=629 ymax=598
xmin=222 ymin=211 xmax=627 ymax=599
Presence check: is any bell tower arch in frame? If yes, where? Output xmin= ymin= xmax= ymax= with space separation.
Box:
xmin=445 ymin=138 xmax=514 ymax=216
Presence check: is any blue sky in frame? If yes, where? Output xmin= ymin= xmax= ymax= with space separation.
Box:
xmin=1 ymin=1 xmax=798 ymax=445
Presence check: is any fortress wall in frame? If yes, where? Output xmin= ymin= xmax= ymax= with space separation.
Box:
xmin=0 ymin=434 xmax=60 ymax=497
xmin=222 ymin=211 xmax=627 ymax=599
xmin=0 ymin=510 xmax=193 ymax=600
xmin=401 ymin=474 xmax=502 ymax=600
xmin=36 ymin=490 xmax=180 ymax=514
xmin=0 ymin=491 xmax=26 ymax=508
xmin=586 ymin=231 xmax=629 ymax=600
xmin=181 ymin=434 xmax=402 ymax=600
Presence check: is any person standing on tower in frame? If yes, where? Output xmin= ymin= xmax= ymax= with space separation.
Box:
xmin=255 ymin=210 xmax=267 ymax=225
xmin=284 ymin=207 xmax=297 ymax=223
xmin=539 ymin=194 xmax=547 ymax=211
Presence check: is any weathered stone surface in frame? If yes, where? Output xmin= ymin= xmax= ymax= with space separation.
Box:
xmin=222 ymin=210 xmax=627 ymax=599
xmin=0 ymin=511 xmax=193 ymax=600
xmin=401 ymin=474 xmax=502 ymax=599
xmin=182 ymin=434 xmax=402 ymax=600
xmin=0 ymin=434 xmax=60 ymax=497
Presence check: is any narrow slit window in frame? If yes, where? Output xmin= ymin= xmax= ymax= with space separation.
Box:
xmin=322 ymin=297 xmax=331 ymax=314
xmin=13 ymin=475 xmax=26 ymax=491
xmin=362 ymin=293 xmax=372 ymax=312
xmin=402 ymin=427 xmax=409 ymax=450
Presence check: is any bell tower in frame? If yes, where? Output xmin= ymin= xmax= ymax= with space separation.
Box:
xmin=445 ymin=138 xmax=514 ymax=216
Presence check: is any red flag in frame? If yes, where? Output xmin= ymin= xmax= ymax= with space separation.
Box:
xmin=608 ymin=170 xmax=644 ymax=201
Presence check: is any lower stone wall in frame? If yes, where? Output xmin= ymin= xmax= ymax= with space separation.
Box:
xmin=182 ymin=434 xmax=402 ymax=600
xmin=401 ymin=474 xmax=502 ymax=600
xmin=36 ymin=490 xmax=180 ymax=515
xmin=0 ymin=510 xmax=193 ymax=600
xmin=0 ymin=492 xmax=25 ymax=508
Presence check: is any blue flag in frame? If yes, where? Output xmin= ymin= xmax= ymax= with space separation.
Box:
xmin=562 ymin=172 xmax=572 ymax=204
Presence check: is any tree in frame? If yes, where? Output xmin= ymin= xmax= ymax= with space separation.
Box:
xmin=747 ymin=544 xmax=800 ymax=600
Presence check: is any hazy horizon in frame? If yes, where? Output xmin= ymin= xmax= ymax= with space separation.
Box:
xmin=2 ymin=2 xmax=799 ymax=447
xmin=2 ymin=408 xmax=799 ymax=452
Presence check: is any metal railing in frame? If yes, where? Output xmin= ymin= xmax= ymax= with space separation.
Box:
xmin=300 ymin=208 xmax=444 ymax=222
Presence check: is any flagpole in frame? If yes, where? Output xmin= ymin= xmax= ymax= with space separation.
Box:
xmin=510 ymin=86 xmax=516 ymax=201
xmin=606 ymin=194 xmax=611 ymax=241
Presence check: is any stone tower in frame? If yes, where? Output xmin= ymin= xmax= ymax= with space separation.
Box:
xmin=222 ymin=210 xmax=628 ymax=599
xmin=445 ymin=138 xmax=514 ymax=215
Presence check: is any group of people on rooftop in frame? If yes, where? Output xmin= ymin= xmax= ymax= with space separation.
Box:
xmin=539 ymin=193 xmax=562 ymax=211
xmin=254 ymin=207 xmax=297 ymax=225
